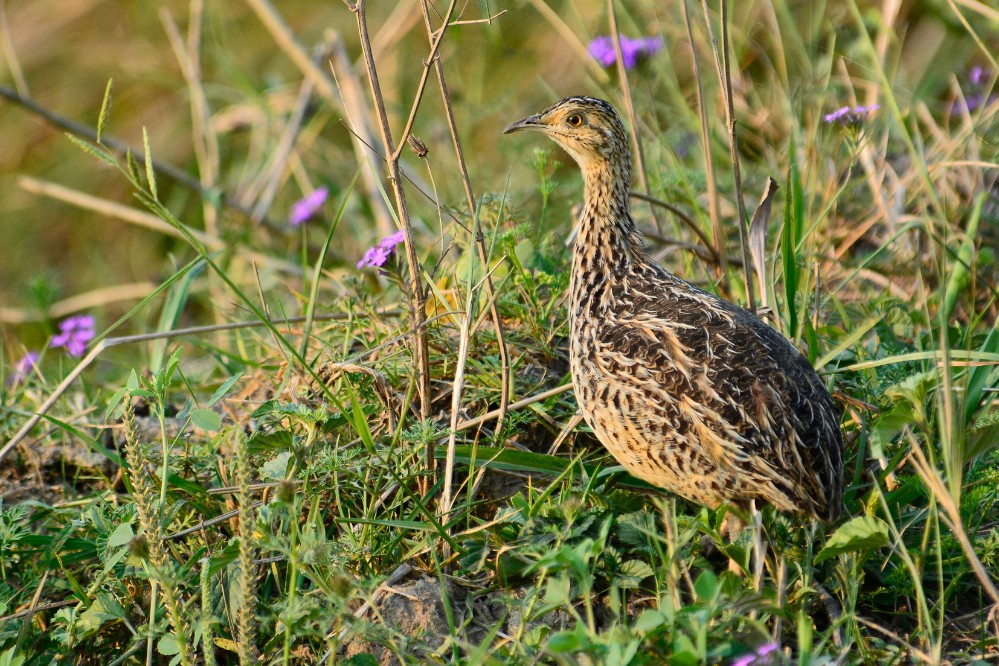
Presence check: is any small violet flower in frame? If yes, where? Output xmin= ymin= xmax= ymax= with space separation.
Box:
xmin=824 ymin=104 xmax=879 ymax=125
xmin=289 ymin=186 xmax=329 ymax=226
xmin=963 ymin=65 xmax=995 ymax=112
xmin=357 ymin=230 xmax=406 ymax=269
xmin=8 ymin=351 xmax=39 ymax=385
xmin=969 ymin=65 xmax=986 ymax=87
xmin=588 ymin=35 xmax=664 ymax=70
xmin=731 ymin=642 xmax=779 ymax=666
xmin=50 ymin=315 xmax=96 ymax=357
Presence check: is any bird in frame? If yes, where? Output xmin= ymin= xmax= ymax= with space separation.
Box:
xmin=504 ymin=96 xmax=844 ymax=525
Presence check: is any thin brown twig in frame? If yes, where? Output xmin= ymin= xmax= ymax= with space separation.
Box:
xmin=607 ymin=0 xmax=660 ymax=228
xmin=348 ymin=0 xmax=432 ymax=437
xmin=681 ymin=0 xmax=726 ymax=274
xmin=390 ymin=0 xmax=459 ymax=163
xmin=699 ymin=0 xmax=756 ymax=313
xmin=628 ymin=190 xmax=720 ymax=263
xmin=417 ymin=0 xmax=511 ymax=437
xmin=440 ymin=219 xmax=480 ymax=526
xmin=718 ymin=0 xmax=756 ymax=314
xmin=335 ymin=119 xmax=469 ymax=234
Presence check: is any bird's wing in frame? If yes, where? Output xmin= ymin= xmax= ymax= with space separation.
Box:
xmin=592 ymin=274 xmax=843 ymax=516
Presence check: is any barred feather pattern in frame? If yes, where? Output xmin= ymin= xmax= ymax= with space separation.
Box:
xmin=506 ymin=97 xmax=844 ymax=521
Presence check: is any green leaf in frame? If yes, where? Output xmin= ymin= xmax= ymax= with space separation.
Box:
xmin=620 ymin=559 xmax=654 ymax=578
xmin=942 ymin=195 xmax=982 ymax=323
xmin=781 ymin=138 xmax=804 ymax=338
xmin=544 ymin=574 xmax=572 ymax=606
xmin=151 ymin=260 xmax=205 ymax=374
xmin=547 ymin=626 xmax=587 ymax=653
xmin=633 ymin=609 xmax=667 ymax=633
xmin=671 ymin=633 xmax=699 ymax=666
xmin=814 ymin=314 xmax=882 ymax=371
xmin=157 ymin=633 xmax=180 ymax=656
xmin=260 ymin=451 xmax=293 ymax=481
xmin=78 ymin=598 xmax=116 ymax=632
xmin=694 ymin=570 xmax=719 ymax=603
xmin=207 ymin=373 xmax=244 ymax=408
xmin=617 ymin=511 xmax=657 ymax=547
xmin=343 ymin=655 xmax=379 ymax=666
xmin=191 ymin=408 xmax=221 ymax=432
xmin=107 ymin=522 xmax=134 ymax=549
xmin=0 ymin=647 xmax=26 ymax=666
xmin=814 ymin=515 xmax=889 ymax=564
xmin=104 ymin=387 xmax=128 ymax=422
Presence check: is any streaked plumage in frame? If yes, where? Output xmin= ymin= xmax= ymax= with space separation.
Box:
xmin=505 ymin=97 xmax=844 ymax=521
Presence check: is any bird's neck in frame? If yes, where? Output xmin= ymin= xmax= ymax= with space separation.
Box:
xmin=573 ymin=161 xmax=643 ymax=276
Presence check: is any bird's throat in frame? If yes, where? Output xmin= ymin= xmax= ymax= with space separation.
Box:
xmin=570 ymin=163 xmax=641 ymax=314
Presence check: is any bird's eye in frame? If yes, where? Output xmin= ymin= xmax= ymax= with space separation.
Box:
xmin=567 ymin=114 xmax=583 ymax=126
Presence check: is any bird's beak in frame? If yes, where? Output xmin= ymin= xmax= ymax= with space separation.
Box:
xmin=503 ymin=113 xmax=545 ymax=135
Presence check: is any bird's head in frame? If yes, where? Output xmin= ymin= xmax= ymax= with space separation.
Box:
xmin=504 ymin=96 xmax=631 ymax=171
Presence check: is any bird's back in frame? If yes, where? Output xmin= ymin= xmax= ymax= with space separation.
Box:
xmin=570 ymin=255 xmax=844 ymax=521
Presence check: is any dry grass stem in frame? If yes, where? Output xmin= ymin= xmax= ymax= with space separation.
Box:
xmin=681 ymin=0 xmax=726 ymax=274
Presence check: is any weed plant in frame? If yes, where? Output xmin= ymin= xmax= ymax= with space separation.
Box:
xmin=0 ymin=1 xmax=997 ymax=664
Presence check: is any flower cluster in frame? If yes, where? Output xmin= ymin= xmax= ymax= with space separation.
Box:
xmin=357 ymin=230 xmax=406 ymax=269
xmin=588 ymin=35 xmax=664 ymax=70
xmin=731 ymin=642 xmax=779 ymax=666
xmin=824 ymin=104 xmax=879 ymax=125
xmin=289 ymin=186 xmax=329 ymax=226
xmin=50 ymin=315 xmax=96 ymax=357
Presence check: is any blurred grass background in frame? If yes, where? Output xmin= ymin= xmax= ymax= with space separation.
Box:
xmin=1 ymin=0 xmax=991 ymax=343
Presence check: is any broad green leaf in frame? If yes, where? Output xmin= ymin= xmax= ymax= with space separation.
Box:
xmin=157 ymin=633 xmax=179 ymax=656
xmin=694 ymin=570 xmax=719 ymax=603
xmin=0 ymin=647 xmax=26 ymax=666
xmin=814 ymin=515 xmax=889 ymax=563
xmin=78 ymin=598 xmax=116 ymax=632
xmin=343 ymin=655 xmax=378 ymax=666
xmin=547 ymin=625 xmax=586 ymax=653
xmin=107 ymin=522 xmax=134 ymax=549
xmin=260 ymin=452 xmax=293 ymax=481
xmin=619 ymin=559 xmax=655 ymax=584
xmin=191 ymin=408 xmax=221 ymax=432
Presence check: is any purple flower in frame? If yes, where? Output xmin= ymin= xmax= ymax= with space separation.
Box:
xmin=8 ymin=351 xmax=39 ymax=385
xmin=289 ymin=186 xmax=329 ymax=226
xmin=824 ymin=104 xmax=879 ymax=125
xmin=357 ymin=230 xmax=406 ymax=269
xmin=50 ymin=315 xmax=96 ymax=357
xmin=962 ymin=66 xmax=996 ymax=112
xmin=588 ymin=35 xmax=664 ymax=70
xmin=731 ymin=642 xmax=779 ymax=666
